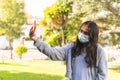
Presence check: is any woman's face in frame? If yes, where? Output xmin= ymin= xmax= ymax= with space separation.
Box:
xmin=77 ymin=25 xmax=90 ymax=44
xmin=80 ymin=25 xmax=89 ymax=36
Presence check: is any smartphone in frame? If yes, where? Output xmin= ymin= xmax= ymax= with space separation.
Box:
xmin=33 ymin=20 xmax=36 ymax=33
xmin=31 ymin=20 xmax=36 ymax=35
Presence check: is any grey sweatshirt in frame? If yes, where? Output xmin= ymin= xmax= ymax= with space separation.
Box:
xmin=34 ymin=39 xmax=107 ymax=80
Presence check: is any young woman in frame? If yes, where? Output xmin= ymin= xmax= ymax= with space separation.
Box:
xmin=29 ymin=21 xmax=107 ymax=80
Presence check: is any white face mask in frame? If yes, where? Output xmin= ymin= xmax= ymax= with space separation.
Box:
xmin=78 ymin=32 xmax=89 ymax=43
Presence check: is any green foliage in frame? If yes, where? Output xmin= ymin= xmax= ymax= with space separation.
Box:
xmin=42 ymin=27 xmax=60 ymax=46
xmin=0 ymin=27 xmax=6 ymax=35
xmin=40 ymin=0 xmax=120 ymax=46
xmin=63 ymin=25 xmax=78 ymax=42
xmin=40 ymin=1 xmax=72 ymax=29
xmin=24 ymin=36 xmax=31 ymax=41
xmin=0 ymin=0 xmax=27 ymax=40
xmin=43 ymin=27 xmax=54 ymax=36
xmin=46 ymin=33 xmax=60 ymax=46
xmin=40 ymin=1 xmax=73 ymax=46
xmin=15 ymin=45 xmax=27 ymax=60
xmin=15 ymin=45 xmax=27 ymax=55
xmin=43 ymin=2 xmax=71 ymax=19
xmin=94 ymin=0 xmax=120 ymax=46
xmin=66 ymin=0 xmax=120 ymax=46
xmin=108 ymin=32 xmax=120 ymax=45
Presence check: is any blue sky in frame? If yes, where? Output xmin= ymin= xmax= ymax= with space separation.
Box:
xmin=24 ymin=0 xmax=56 ymax=17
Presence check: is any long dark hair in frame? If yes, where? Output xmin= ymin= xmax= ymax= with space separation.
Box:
xmin=72 ymin=21 xmax=99 ymax=67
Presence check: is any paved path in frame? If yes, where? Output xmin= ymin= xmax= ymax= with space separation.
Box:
xmin=0 ymin=48 xmax=120 ymax=64
xmin=0 ymin=49 xmax=49 ymax=60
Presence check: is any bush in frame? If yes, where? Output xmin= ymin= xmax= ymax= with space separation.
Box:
xmin=15 ymin=45 xmax=27 ymax=60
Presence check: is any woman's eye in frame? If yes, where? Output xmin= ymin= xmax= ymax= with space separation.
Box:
xmin=84 ymin=32 xmax=88 ymax=35
xmin=80 ymin=30 xmax=83 ymax=33
xmin=80 ymin=30 xmax=88 ymax=35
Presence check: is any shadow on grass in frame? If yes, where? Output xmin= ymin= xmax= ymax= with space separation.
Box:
xmin=0 ymin=71 xmax=66 ymax=80
xmin=108 ymin=64 xmax=120 ymax=72
xmin=109 ymin=66 xmax=120 ymax=73
xmin=0 ymin=63 xmax=27 ymax=66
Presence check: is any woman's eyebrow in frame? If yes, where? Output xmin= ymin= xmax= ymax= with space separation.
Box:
xmin=80 ymin=29 xmax=88 ymax=33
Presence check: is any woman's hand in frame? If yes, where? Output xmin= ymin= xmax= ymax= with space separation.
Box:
xmin=29 ymin=20 xmax=38 ymax=42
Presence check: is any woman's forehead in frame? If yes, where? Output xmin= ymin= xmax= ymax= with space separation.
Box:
xmin=81 ymin=25 xmax=89 ymax=31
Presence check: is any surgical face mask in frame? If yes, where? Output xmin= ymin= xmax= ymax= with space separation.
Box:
xmin=78 ymin=32 xmax=89 ymax=43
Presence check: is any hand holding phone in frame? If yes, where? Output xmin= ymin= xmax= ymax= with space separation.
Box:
xmin=29 ymin=20 xmax=38 ymax=41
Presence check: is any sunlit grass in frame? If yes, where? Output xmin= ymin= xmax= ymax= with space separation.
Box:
xmin=108 ymin=64 xmax=120 ymax=80
xmin=0 ymin=60 xmax=120 ymax=80
xmin=0 ymin=60 xmax=68 ymax=80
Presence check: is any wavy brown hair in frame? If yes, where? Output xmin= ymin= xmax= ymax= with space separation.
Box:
xmin=72 ymin=21 xmax=99 ymax=67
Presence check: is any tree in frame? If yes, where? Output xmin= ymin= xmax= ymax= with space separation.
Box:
xmin=65 ymin=0 xmax=120 ymax=46
xmin=40 ymin=1 xmax=72 ymax=46
xmin=0 ymin=0 xmax=27 ymax=59
xmin=40 ymin=0 xmax=120 ymax=46
xmin=15 ymin=44 xmax=27 ymax=60
xmin=95 ymin=0 xmax=120 ymax=46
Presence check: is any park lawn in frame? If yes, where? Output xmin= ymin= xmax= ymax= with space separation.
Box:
xmin=0 ymin=60 xmax=120 ymax=80
xmin=0 ymin=60 xmax=68 ymax=80
xmin=107 ymin=64 xmax=120 ymax=80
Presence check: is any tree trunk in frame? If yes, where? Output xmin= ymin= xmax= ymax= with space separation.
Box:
xmin=19 ymin=54 xmax=22 ymax=60
xmin=9 ymin=40 xmax=13 ymax=59
xmin=61 ymin=15 xmax=65 ymax=46
xmin=61 ymin=27 xmax=64 ymax=46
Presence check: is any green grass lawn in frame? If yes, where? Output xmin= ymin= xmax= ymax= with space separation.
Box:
xmin=0 ymin=60 xmax=120 ymax=80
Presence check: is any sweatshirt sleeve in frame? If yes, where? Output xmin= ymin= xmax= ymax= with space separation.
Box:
xmin=34 ymin=39 xmax=73 ymax=61
xmin=95 ymin=45 xmax=108 ymax=80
